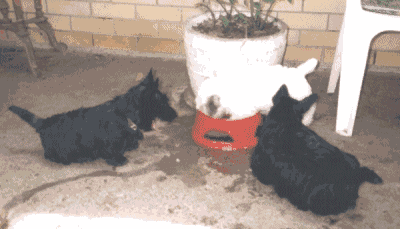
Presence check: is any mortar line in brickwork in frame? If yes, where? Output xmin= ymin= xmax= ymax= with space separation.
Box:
xmin=44 ymin=0 xmax=48 ymax=13
xmin=112 ymin=18 xmax=116 ymax=36
xmin=326 ymin=15 xmax=333 ymax=31
xmin=279 ymin=12 xmax=333 ymax=15
xmin=135 ymin=4 xmax=138 ymax=20
xmin=69 ymin=15 xmax=72 ymax=31
xmin=156 ymin=21 xmax=160 ymax=37
xmin=89 ymin=0 xmax=93 ymax=17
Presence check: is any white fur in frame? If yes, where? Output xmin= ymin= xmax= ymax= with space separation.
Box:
xmin=196 ymin=58 xmax=318 ymax=125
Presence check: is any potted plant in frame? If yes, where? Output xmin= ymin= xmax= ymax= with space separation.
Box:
xmin=364 ymin=0 xmax=400 ymax=14
xmin=183 ymin=0 xmax=292 ymax=104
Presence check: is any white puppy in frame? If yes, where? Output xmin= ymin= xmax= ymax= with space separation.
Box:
xmin=196 ymin=58 xmax=318 ymax=126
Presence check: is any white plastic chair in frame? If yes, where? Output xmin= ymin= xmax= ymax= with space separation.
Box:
xmin=327 ymin=0 xmax=400 ymax=136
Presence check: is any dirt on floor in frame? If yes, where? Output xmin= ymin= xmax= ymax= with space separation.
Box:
xmin=0 ymin=48 xmax=400 ymax=229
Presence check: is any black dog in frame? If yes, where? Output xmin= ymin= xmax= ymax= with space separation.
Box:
xmin=251 ymin=85 xmax=383 ymax=216
xmin=9 ymin=68 xmax=177 ymax=166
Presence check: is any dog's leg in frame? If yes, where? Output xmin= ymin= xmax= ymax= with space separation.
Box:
xmin=139 ymin=119 xmax=153 ymax=131
xmin=44 ymin=152 xmax=73 ymax=165
xmin=103 ymin=140 xmax=129 ymax=166
xmin=302 ymin=103 xmax=317 ymax=126
xmin=105 ymin=155 xmax=128 ymax=166
xmin=42 ymin=141 xmax=74 ymax=165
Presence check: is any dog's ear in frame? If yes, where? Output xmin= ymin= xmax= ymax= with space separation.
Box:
xmin=155 ymin=78 xmax=160 ymax=87
xmin=141 ymin=68 xmax=154 ymax=85
xmin=273 ymin=85 xmax=289 ymax=104
xmin=295 ymin=93 xmax=318 ymax=115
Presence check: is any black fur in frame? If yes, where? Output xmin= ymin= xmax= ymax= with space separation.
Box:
xmin=251 ymin=85 xmax=383 ymax=216
xmin=9 ymin=68 xmax=177 ymax=166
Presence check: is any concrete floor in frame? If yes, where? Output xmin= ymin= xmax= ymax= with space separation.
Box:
xmin=0 ymin=48 xmax=399 ymax=229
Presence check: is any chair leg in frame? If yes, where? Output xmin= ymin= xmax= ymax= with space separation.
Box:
xmin=335 ymin=35 xmax=372 ymax=136
xmin=35 ymin=20 xmax=67 ymax=53
xmin=16 ymin=29 xmax=39 ymax=77
xmin=327 ymin=21 xmax=345 ymax=94
xmin=33 ymin=0 xmax=67 ymax=54
xmin=11 ymin=0 xmax=39 ymax=77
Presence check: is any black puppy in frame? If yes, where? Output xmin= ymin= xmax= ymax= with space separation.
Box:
xmin=251 ymin=85 xmax=383 ymax=216
xmin=9 ymin=68 xmax=177 ymax=166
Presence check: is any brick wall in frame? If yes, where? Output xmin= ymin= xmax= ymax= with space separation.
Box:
xmin=1 ymin=0 xmax=400 ymax=67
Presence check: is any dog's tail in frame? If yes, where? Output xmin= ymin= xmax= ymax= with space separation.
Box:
xmin=358 ymin=167 xmax=383 ymax=184
xmin=8 ymin=106 xmax=43 ymax=130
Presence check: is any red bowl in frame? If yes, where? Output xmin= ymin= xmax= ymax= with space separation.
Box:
xmin=192 ymin=110 xmax=261 ymax=151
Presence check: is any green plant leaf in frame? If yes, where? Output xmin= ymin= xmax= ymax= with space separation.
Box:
xmin=235 ymin=13 xmax=248 ymax=24
xmin=377 ymin=0 xmax=395 ymax=6
xmin=254 ymin=2 xmax=261 ymax=18
xmin=222 ymin=16 xmax=230 ymax=27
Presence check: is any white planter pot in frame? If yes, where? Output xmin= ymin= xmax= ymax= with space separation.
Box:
xmin=184 ymin=12 xmax=288 ymax=97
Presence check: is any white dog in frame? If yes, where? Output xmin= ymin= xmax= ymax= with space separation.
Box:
xmin=196 ymin=58 xmax=318 ymax=126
